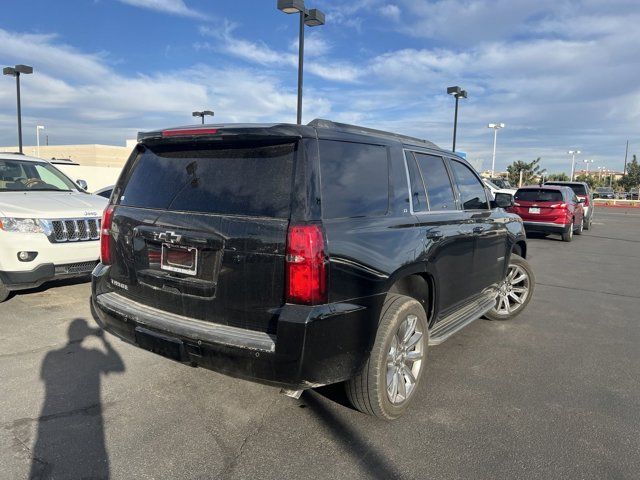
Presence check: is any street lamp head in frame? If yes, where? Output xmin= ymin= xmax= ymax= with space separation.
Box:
xmin=202 ymin=110 xmax=214 ymax=116
xmin=447 ymin=86 xmax=461 ymax=95
xmin=488 ymin=123 xmax=505 ymax=129
xmin=305 ymin=8 xmax=325 ymax=26
xmin=15 ymin=65 xmax=33 ymax=74
xmin=37 ymin=125 xmax=45 ymax=130
xmin=278 ymin=0 xmax=305 ymax=13
xmin=459 ymin=89 xmax=468 ymax=99
xmin=3 ymin=67 xmax=17 ymax=76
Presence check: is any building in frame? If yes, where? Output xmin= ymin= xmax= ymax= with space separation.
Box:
xmin=0 ymin=141 xmax=135 ymax=168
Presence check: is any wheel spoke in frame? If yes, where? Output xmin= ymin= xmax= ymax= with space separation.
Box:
xmin=397 ymin=371 xmax=407 ymax=400
xmin=405 ymin=331 xmax=423 ymax=349
xmin=512 ymin=287 xmax=528 ymax=294
xmin=405 ymin=350 xmax=423 ymax=362
xmin=402 ymin=315 xmax=417 ymax=343
xmin=509 ymin=292 xmax=523 ymax=304
xmin=511 ymin=274 xmax=527 ymax=285
xmin=388 ymin=371 xmax=399 ymax=403
xmin=401 ymin=365 xmax=416 ymax=386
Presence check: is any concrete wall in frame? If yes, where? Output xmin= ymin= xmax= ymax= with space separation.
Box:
xmin=55 ymin=165 xmax=122 ymax=192
xmin=1 ymin=144 xmax=132 ymax=168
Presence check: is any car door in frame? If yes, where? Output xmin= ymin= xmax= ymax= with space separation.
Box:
xmin=407 ymin=150 xmax=475 ymax=315
xmin=448 ymin=158 xmax=509 ymax=292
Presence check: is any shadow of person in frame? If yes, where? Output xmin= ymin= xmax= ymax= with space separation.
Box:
xmin=29 ymin=319 xmax=125 ymax=479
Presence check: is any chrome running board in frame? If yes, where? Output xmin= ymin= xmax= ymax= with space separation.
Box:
xmin=429 ymin=291 xmax=496 ymax=346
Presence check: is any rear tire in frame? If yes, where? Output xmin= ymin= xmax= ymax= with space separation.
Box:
xmin=575 ymin=217 xmax=584 ymax=235
xmin=485 ymin=255 xmax=535 ymax=321
xmin=0 ymin=279 xmax=10 ymax=303
xmin=345 ymin=294 xmax=428 ymax=420
xmin=561 ymin=221 xmax=574 ymax=242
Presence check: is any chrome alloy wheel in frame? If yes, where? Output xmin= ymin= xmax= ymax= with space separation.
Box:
xmin=494 ymin=263 xmax=531 ymax=316
xmin=386 ymin=314 xmax=424 ymax=405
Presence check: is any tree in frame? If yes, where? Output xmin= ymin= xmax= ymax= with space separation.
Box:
xmin=506 ymin=158 xmax=547 ymax=186
xmin=547 ymin=172 xmax=569 ymax=181
xmin=620 ymin=155 xmax=640 ymax=191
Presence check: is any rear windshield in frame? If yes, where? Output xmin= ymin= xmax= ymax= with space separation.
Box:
xmin=515 ymin=189 xmax=564 ymax=202
xmin=120 ymin=142 xmax=295 ymax=218
xmin=547 ymin=182 xmax=587 ymax=195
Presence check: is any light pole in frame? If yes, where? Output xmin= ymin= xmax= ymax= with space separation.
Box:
xmin=278 ymin=0 xmax=325 ymax=125
xmin=36 ymin=125 xmax=45 ymax=158
xmin=487 ymin=123 xmax=505 ymax=177
xmin=568 ymin=150 xmax=581 ymax=181
xmin=3 ymin=64 xmax=33 ymax=154
xmin=447 ymin=86 xmax=467 ymax=152
xmin=192 ymin=110 xmax=214 ymax=124
xmin=582 ymin=159 xmax=594 ymax=176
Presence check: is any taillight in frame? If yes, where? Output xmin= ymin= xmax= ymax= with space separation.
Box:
xmin=162 ymin=128 xmax=218 ymax=137
xmin=285 ymin=224 xmax=327 ymax=305
xmin=100 ymin=205 xmax=115 ymax=265
xmin=549 ymin=203 xmax=567 ymax=208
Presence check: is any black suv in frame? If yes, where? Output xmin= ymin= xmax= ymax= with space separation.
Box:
xmin=91 ymin=120 xmax=534 ymax=419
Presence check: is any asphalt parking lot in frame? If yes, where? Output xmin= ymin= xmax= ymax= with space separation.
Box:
xmin=1 ymin=208 xmax=639 ymax=480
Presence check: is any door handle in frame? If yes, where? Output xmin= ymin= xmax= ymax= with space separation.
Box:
xmin=426 ymin=230 xmax=444 ymax=241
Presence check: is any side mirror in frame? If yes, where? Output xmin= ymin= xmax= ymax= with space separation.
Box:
xmin=577 ymin=198 xmax=585 ymax=204
xmin=493 ymin=192 xmax=514 ymax=208
xmin=76 ymin=179 xmax=88 ymax=191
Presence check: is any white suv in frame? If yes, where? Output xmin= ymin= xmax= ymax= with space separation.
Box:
xmin=0 ymin=152 xmax=108 ymax=302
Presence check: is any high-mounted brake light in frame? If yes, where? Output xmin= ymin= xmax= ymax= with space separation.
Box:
xmin=162 ymin=128 xmax=218 ymax=137
xmin=100 ymin=205 xmax=115 ymax=265
xmin=285 ymin=224 xmax=327 ymax=305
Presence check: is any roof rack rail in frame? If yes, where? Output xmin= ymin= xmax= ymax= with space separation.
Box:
xmin=307 ymin=118 xmax=438 ymax=148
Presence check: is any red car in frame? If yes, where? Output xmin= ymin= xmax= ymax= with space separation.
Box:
xmin=509 ymin=186 xmax=585 ymax=242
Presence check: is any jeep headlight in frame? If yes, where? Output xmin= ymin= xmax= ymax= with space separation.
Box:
xmin=0 ymin=217 xmax=49 ymax=234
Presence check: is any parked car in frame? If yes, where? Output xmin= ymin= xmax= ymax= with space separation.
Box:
xmin=594 ymin=186 xmax=615 ymax=199
xmin=509 ymin=186 xmax=585 ymax=242
xmin=629 ymin=188 xmax=639 ymax=200
xmin=90 ymin=120 xmax=534 ymax=419
xmin=489 ymin=178 xmax=514 ymax=189
xmin=544 ymin=181 xmax=594 ymax=229
xmin=0 ymin=152 xmax=108 ymax=302
xmin=484 ymin=179 xmax=517 ymax=199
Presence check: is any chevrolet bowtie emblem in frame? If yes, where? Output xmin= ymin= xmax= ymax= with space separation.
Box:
xmin=155 ymin=231 xmax=182 ymax=244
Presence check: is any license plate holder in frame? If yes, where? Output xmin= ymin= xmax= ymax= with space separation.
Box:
xmin=135 ymin=327 xmax=185 ymax=362
xmin=161 ymin=243 xmax=198 ymax=276
xmin=529 ymin=207 xmax=540 ymax=214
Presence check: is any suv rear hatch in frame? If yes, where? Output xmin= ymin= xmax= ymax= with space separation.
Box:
xmin=512 ymin=188 xmax=568 ymax=223
xmin=106 ymin=138 xmax=298 ymax=334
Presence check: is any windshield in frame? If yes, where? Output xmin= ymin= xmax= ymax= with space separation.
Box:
xmin=484 ymin=180 xmax=500 ymax=190
xmin=0 ymin=159 xmax=77 ymax=192
xmin=491 ymin=178 xmax=512 ymax=188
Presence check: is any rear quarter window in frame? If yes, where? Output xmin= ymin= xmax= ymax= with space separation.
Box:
xmin=318 ymin=140 xmax=389 ymax=219
xmin=119 ymin=142 xmax=295 ymax=218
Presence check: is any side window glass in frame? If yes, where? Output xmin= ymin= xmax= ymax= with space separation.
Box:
xmin=414 ymin=153 xmax=457 ymax=211
xmin=318 ymin=140 xmax=389 ymax=219
xmin=404 ymin=151 xmax=427 ymax=212
xmin=449 ymin=160 xmax=489 ymax=210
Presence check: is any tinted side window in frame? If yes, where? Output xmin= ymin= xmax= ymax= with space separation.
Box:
xmin=414 ymin=153 xmax=456 ymax=211
xmin=319 ymin=140 xmax=389 ymax=219
xmin=450 ymin=160 xmax=489 ymax=210
xmin=404 ymin=151 xmax=427 ymax=212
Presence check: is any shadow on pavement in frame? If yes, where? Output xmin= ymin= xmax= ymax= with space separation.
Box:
xmin=303 ymin=391 xmax=403 ymax=480
xmin=29 ymin=318 xmax=125 ymax=479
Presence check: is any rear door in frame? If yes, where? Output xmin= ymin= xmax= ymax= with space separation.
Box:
xmin=106 ymin=140 xmax=299 ymax=334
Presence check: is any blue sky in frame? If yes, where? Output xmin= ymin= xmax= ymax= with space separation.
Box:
xmin=1 ymin=0 xmax=639 ymax=174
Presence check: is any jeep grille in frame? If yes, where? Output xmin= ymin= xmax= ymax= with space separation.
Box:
xmin=47 ymin=218 xmax=101 ymax=243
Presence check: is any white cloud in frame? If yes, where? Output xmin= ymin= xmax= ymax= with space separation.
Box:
xmin=117 ymin=0 xmax=208 ymax=19
xmin=198 ymin=24 xmax=363 ymax=83
xmin=378 ymin=4 xmax=401 ymax=20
